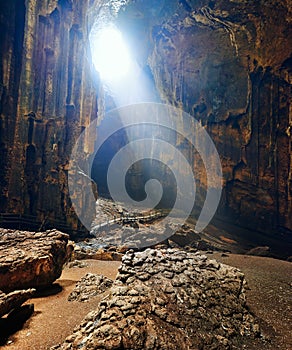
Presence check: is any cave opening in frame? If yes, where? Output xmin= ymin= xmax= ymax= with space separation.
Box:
xmin=89 ymin=26 xmax=132 ymax=82
xmin=90 ymin=116 xmax=179 ymax=211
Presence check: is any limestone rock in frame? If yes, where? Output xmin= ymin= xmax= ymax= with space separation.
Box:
xmin=0 ymin=229 xmax=72 ymax=292
xmin=170 ymin=227 xmax=201 ymax=247
xmin=52 ymin=249 xmax=264 ymax=349
xmin=68 ymin=273 xmax=113 ymax=302
xmin=0 ymin=289 xmax=35 ymax=318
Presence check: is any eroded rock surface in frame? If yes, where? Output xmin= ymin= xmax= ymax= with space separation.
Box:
xmin=53 ymin=249 xmax=264 ymax=349
xmin=0 ymin=229 xmax=72 ymax=292
xmin=0 ymin=289 xmax=35 ymax=318
xmin=68 ymin=273 xmax=113 ymax=302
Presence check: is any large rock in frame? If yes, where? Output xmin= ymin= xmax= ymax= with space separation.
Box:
xmin=0 ymin=289 xmax=35 ymax=318
xmin=0 ymin=229 xmax=73 ymax=292
xmin=52 ymin=249 xmax=265 ymax=350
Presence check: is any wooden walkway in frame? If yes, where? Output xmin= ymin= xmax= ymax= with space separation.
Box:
xmin=90 ymin=209 xmax=169 ymax=235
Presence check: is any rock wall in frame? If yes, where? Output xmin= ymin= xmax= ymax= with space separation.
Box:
xmin=0 ymin=0 xmax=291 ymax=235
xmin=0 ymin=0 xmax=100 ymax=231
xmin=117 ymin=0 xmax=292 ymax=233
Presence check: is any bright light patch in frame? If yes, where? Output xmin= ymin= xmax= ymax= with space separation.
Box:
xmin=90 ymin=27 xmax=131 ymax=81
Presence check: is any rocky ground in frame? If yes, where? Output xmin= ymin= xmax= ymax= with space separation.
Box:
xmin=0 ymin=216 xmax=291 ymax=349
xmin=52 ymin=249 xmax=266 ymax=350
xmin=67 ymin=273 xmax=113 ymax=302
xmin=0 ymin=253 xmax=291 ymax=349
xmin=76 ymin=198 xmax=229 ymax=260
xmin=0 ymin=260 xmax=121 ymax=349
xmin=78 ymin=198 xmax=292 ymax=261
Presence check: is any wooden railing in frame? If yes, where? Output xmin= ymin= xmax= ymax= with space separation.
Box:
xmin=0 ymin=209 xmax=171 ymax=237
xmin=0 ymin=213 xmax=87 ymax=236
xmin=90 ymin=208 xmax=170 ymax=236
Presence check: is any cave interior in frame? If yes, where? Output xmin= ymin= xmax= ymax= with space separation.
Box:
xmin=0 ymin=0 xmax=291 ymax=252
xmin=0 ymin=0 xmax=292 ymax=349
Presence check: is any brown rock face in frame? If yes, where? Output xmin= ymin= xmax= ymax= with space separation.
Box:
xmin=0 ymin=0 xmax=291 ymax=237
xmin=52 ymin=249 xmax=265 ymax=350
xmin=0 ymin=229 xmax=72 ymax=292
xmin=0 ymin=0 xmax=99 ymax=232
xmin=115 ymin=0 xmax=292 ymax=234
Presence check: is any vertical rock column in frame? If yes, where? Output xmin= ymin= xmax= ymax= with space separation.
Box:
xmin=1 ymin=0 xmax=99 ymax=232
xmin=0 ymin=0 xmax=26 ymax=210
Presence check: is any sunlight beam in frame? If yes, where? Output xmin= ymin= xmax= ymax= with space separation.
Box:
xmin=90 ymin=27 xmax=131 ymax=82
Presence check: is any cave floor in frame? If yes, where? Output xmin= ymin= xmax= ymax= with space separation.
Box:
xmin=1 ymin=254 xmax=291 ymax=350
xmin=213 ymin=253 xmax=292 ymax=350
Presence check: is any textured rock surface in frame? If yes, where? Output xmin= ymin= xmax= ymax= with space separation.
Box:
xmin=0 ymin=229 xmax=72 ymax=292
xmin=75 ymin=222 xmax=224 ymax=260
xmin=0 ymin=289 xmax=35 ymax=318
xmin=116 ymin=0 xmax=292 ymax=234
xmin=68 ymin=273 xmax=113 ymax=302
xmin=73 ymin=243 xmax=124 ymax=261
xmin=52 ymin=249 xmax=265 ymax=349
xmin=67 ymin=260 xmax=88 ymax=269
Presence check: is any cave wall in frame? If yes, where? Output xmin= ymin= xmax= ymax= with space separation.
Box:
xmin=0 ymin=0 xmax=291 ymax=235
xmin=0 ymin=0 xmax=100 ymax=231
xmin=116 ymin=0 xmax=292 ymax=233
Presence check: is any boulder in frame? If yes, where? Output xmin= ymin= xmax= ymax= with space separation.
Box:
xmin=0 ymin=229 xmax=73 ymax=292
xmin=0 ymin=289 xmax=35 ymax=318
xmin=170 ymin=229 xmax=200 ymax=247
xmin=73 ymin=244 xmax=123 ymax=261
xmin=52 ymin=249 xmax=264 ymax=350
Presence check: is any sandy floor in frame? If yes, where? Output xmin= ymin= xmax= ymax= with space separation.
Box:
xmin=1 ymin=254 xmax=291 ymax=350
xmin=213 ymin=253 xmax=292 ymax=350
